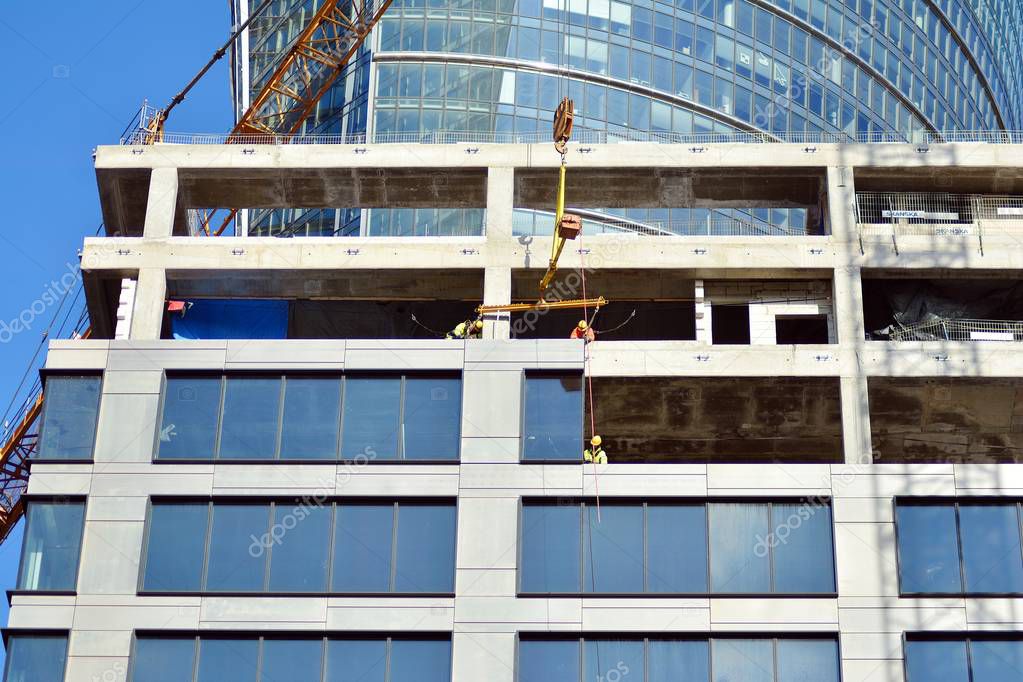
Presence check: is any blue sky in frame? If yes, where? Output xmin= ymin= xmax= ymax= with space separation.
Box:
xmin=0 ymin=0 xmax=234 ymax=667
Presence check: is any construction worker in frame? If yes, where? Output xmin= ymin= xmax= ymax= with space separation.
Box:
xmin=584 ymin=435 xmax=608 ymax=464
xmin=447 ymin=317 xmax=483 ymax=340
xmin=570 ymin=319 xmax=596 ymax=342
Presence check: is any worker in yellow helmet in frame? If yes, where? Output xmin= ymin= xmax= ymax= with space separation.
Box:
xmin=446 ymin=317 xmax=483 ymax=340
xmin=584 ymin=435 xmax=608 ymax=464
xmin=570 ymin=319 xmax=596 ymax=343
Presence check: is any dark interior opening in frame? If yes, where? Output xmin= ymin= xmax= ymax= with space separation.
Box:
xmin=711 ymin=304 xmax=750 ymax=344
xmin=775 ymin=315 xmax=830 ymax=344
xmin=512 ymin=302 xmax=696 ymax=340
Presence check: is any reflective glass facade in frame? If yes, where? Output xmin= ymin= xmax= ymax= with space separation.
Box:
xmin=235 ymin=0 xmax=1022 ymax=234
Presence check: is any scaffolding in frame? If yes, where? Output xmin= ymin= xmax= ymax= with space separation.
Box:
xmin=888 ymin=317 xmax=1023 ymax=342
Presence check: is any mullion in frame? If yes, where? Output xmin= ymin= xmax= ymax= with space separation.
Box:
xmin=326 ymin=503 xmax=338 ymax=593
xmin=273 ymin=376 xmax=286 ymax=459
xmin=334 ymin=376 xmax=346 ymax=460
xmin=398 ymin=375 xmax=407 ymax=460
xmin=953 ymin=502 xmax=968 ymax=595
xmin=200 ymin=501 xmax=214 ymax=591
xmin=213 ymin=376 xmax=227 ymax=459
xmin=263 ymin=503 xmax=275 ymax=592
xmin=768 ymin=503 xmax=776 ymax=594
xmin=390 ymin=502 xmax=400 ymax=593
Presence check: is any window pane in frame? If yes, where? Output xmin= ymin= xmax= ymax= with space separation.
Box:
xmin=711 ymin=639 xmax=773 ymax=682
xmin=522 ymin=374 xmax=582 ymax=460
xmin=333 ymin=504 xmax=393 ymax=592
xmin=196 ymin=639 xmax=258 ymax=682
xmin=3 ymin=634 xmax=67 ymax=682
xmin=219 ymin=377 xmax=281 ymax=459
xmin=132 ymin=638 xmax=196 ymax=682
xmin=777 ymin=639 xmax=840 ymax=682
xmin=390 ymin=640 xmax=452 ymax=682
xmin=519 ymin=640 xmax=579 ymax=682
xmin=143 ymin=503 xmax=208 ymax=591
xmin=395 ymin=504 xmax=456 ymax=592
xmin=959 ymin=505 xmax=1023 ymax=593
xmin=268 ymin=503 xmax=332 ymax=592
xmin=649 ymin=640 xmax=709 ymax=682
xmin=17 ymin=500 xmax=85 ymax=591
xmin=585 ymin=640 xmax=644 ymax=682
xmin=970 ymin=640 xmax=1023 ymax=681
xmin=896 ymin=505 xmax=962 ymax=593
xmin=648 ymin=505 xmax=708 ymax=592
xmin=325 ymin=640 xmax=386 ymax=682
xmin=773 ymin=504 xmax=836 ymax=593
xmin=521 ymin=504 xmax=581 ymax=592
xmin=904 ymin=640 xmax=969 ymax=682
xmin=709 ymin=503 xmax=770 ymax=592
xmin=206 ymin=504 xmax=269 ymax=591
xmin=402 ymin=377 xmax=461 ymax=460
xmin=38 ymin=375 xmax=100 ymax=459
xmin=159 ymin=377 xmax=222 ymax=459
xmin=280 ymin=378 xmax=341 ymax=460
xmin=341 ymin=378 xmax=401 ymax=460
xmin=261 ymin=639 xmax=323 ymax=682
xmin=583 ymin=505 xmax=643 ymax=592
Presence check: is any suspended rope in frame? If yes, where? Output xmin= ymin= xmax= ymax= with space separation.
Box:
xmin=578 ymin=235 xmax=601 ymax=522
xmin=594 ymin=309 xmax=636 ymax=335
xmin=409 ymin=312 xmax=445 ymax=337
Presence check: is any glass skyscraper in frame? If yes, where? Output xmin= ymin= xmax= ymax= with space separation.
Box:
xmin=232 ymin=0 xmax=1022 ymax=235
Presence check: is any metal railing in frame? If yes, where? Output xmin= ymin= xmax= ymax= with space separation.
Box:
xmin=516 ymin=210 xmax=816 ymax=237
xmin=118 ymin=128 xmax=1023 ymax=146
xmin=856 ymin=192 xmax=1023 ymax=237
xmin=889 ymin=318 xmax=1023 ymax=342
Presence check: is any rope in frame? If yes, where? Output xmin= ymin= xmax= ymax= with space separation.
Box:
xmin=595 ymin=309 xmax=636 ymax=335
xmin=578 ymin=234 xmax=601 ymax=522
xmin=409 ymin=312 xmax=445 ymax=337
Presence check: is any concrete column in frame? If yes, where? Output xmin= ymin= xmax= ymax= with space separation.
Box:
xmin=749 ymin=304 xmax=776 ymax=344
xmin=694 ymin=279 xmax=711 ymax=343
xmin=129 ymin=268 xmax=167 ymax=340
xmin=482 ymin=266 xmax=512 ymax=340
xmin=142 ymin=168 xmax=179 ymax=238
xmin=485 ymin=166 xmax=515 ymax=239
xmin=828 ymin=165 xmax=872 ymax=463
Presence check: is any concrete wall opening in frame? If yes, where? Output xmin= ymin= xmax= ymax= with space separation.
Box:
xmin=870 ymin=378 xmax=1023 ymax=463
xmin=587 ymin=377 xmax=843 ymax=463
xmin=711 ymin=304 xmax=750 ymax=344
xmin=703 ymin=279 xmax=835 ymax=345
xmin=776 ymin=315 xmax=830 ymax=344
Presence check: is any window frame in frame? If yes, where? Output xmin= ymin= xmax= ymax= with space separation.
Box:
xmin=36 ymin=370 xmax=103 ymax=463
xmin=154 ymin=372 xmax=462 ymax=464
xmin=517 ymin=497 xmax=838 ymax=597
xmin=12 ymin=495 xmax=88 ymax=596
xmin=902 ymin=631 xmax=1023 ymax=682
xmin=519 ymin=371 xmax=585 ymax=463
xmin=1 ymin=630 xmax=70 ymax=682
xmin=894 ymin=497 xmax=1023 ymax=597
xmin=127 ymin=631 xmax=454 ymax=682
xmin=515 ymin=633 xmax=843 ymax=682
xmin=137 ymin=496 xmax=458 ymax=597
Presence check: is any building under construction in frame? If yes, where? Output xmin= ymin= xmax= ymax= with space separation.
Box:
xmin=5 ymin=1 xmax=1023 ymax=681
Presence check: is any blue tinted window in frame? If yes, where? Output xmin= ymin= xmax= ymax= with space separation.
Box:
xmin=583 ymin=505 xmax=643 ymax=592
xmin=521 ymin=504 xmax=580 ymax=592
xmin=585 ymin=640 xmax=643 ymax=682
xmin=904 ymin=640 xmax=969 ymax=682
xmin=395 ymin=504 xmax=456 ymax=592
xmin=649 ymin=640 xmax=709 ymax=682
xmin=17 ymin=500 xmax=85 ymax=591
xmin=896 ymin=504 xmax=962 ymax=593
xmin=159 ymin=377 xmax=222 ymax=459
xmin=196 ymin=639 xmax=258 ymax=682
xmin=777 ymin=639 xmax=840 ymax=682
xmin=38 ymin=375 xmax=101 ymax=460
xmin=970 ymin=640 xmax=1023 ymax=680
xmin=712 ymin=639 xmax=773 ymax=682
xmin=268 ymin=503 xmax=332 ymax=592
xmin=280 ymin=378 xmax=341 ymax=459
xmin=709 ymin=503 xmax=770 ymax=592
xmin=341 ymin=377 xmax=401 ymax=460
xmin=143 ymin=503 xmax=209 ymax=592
xmin=262 ymin=639 xmax=323 ymax=682
xmin=3 ymin=634 xmax=68 ymax=682
xmin=648 ymin=505 xmax=708 ymax=592
xmin=333 ymin=504 xmax=394 ymax=592
xmin=959 ymin=505 xmax=1023 ymax=594
xmin=219 ymin=377 xmax=281 ymax=459
xmin=326 ymin=640 xmax=386 ymax=682
xmin=518 ymin=640 xmax=579 ymax=682
xmin=773 ymin=504 xmax=836 ymax=593
xmin=132 ymin=638 xmax=196 ymax=682
xmin=206 ymin=504 xmax=270 ymax=591
xmin=390 ymin=640 xmax=452 ymax=682
xmin=402 ymin=377 xmax=461 ymax=460
xmin=522 ymin=374 xmax=582 ymax=460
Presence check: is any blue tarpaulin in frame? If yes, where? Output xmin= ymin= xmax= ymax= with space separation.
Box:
xmin=170 ymin=299 xmax=289 ymax=339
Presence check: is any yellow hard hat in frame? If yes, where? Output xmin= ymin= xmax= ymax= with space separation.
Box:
xmin=577 ymin=320 xmax=588 ymax=330
xmin=473 ymin=319 xmax=483 ymax=329
xmin=590 ymin=435 xmax=602 ymax=447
